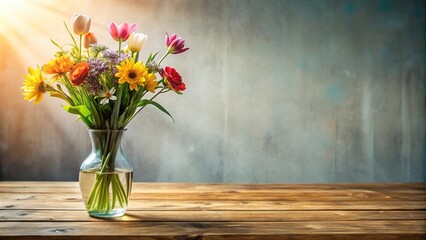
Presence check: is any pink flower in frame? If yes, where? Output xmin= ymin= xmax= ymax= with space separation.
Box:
xmin=108 ymin=22 xmax=137 ymax=42
xmin=165 ymin=33 xmax=189 ymax=54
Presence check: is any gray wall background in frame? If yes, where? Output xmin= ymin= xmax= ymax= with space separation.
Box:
xmin=0 ymin=0 xmax=425 ymax=182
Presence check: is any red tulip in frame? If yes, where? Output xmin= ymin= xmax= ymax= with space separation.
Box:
xmin=165 ymin=33 xmax=189 ymax=54
xmin=108 ymin=22 xmax=137 ymax=42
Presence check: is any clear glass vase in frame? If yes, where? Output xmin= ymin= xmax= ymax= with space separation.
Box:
xmin=79 ymin=129 xmax=133 ymax=218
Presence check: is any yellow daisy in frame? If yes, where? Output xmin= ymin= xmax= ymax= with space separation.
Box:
xmin=144 ymin=73 xmax=158 ymax=93
xmin=22 ymin=66 xmax=48 ymax=104
xmin=115 ymin=58 xmax=147 ymax=91
xmin=43 ymin=55 xmax=74 ymax=82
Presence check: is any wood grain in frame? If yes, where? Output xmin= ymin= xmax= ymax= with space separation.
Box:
xmin=1 ymin=210 xmax=425 ymax=222
xmin=0 ymin=182 xmax=425 ymax=239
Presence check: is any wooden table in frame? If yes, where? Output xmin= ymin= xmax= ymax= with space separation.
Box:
xmin=0 ymin=182 xmax=425 ymax=239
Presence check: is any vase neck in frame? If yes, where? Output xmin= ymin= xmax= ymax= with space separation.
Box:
xmin=88 ymin=130 xmax=127 ymax=173
xmin=88 ymin=129 xmax=126 ymax=153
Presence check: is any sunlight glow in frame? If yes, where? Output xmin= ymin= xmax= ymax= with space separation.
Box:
xmin=0 ymin=0 xmax=69 ymax=67
xmin=0 ymin=0 xmax=27 ymax=34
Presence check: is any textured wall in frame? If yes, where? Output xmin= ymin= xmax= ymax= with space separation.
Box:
xmin=0 ymin=0 xmax=425 ymax=182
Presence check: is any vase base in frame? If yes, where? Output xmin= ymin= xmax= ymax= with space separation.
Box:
xmin=88 ymin=209 xmax=126 ymax=218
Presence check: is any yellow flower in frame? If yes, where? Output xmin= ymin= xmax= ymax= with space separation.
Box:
xmin=43 ymin=55 xmax=74 ymax=81
xmin=22 ymin=66 xmax=48 ymax=104
xmin=144 ymin=73 xmax=157 ymax=93
xmin=115 ymin=58 xmax=147 ymax=91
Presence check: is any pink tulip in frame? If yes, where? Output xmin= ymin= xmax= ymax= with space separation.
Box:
xmin=165 ymin=33 xmax=189 ymax=54
xmin=108 ymin=22 xmax=137 ymax=42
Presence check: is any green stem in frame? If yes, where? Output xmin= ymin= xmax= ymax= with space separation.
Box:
xmin=158 ymin=52 xmax=169 ymax=65
xmin=79 ymin=35 xmax=82 ymax=61
xmin=135 ymin=51 xmax=140 ymax=62
xmin=125 ymin=89 xmax=164 ymax=125
xmin=111 ymin=85 xmax=123 ymax=130
xmin=84 ymin=131 xmax=130 ymax=214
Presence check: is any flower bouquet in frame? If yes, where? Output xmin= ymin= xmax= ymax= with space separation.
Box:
xmin=22 ymin=13 xmax=189 ymax=217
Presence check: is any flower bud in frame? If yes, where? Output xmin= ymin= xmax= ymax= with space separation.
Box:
xmin=84 ymin=32 xmax=97 ymax=48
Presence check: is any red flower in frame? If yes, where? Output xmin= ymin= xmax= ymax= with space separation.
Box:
xmin=70 ymin=62 xmax=89 ymax=86
xmin=162 ymin=66 xmax=185 ymax=93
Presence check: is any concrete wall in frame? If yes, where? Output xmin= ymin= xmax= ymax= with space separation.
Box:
xmin=0 ymin=0 xmax=425 ymax=182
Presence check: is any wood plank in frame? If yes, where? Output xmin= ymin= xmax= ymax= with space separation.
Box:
xmin=0 ymin=221 xmax=425 ymax=237
xmin=2 ymin=198 xmax=425 ymax=211
xmin=0 ymin=209 xmax=425 ymax=222
xmin=127 ymin=192 xmax=426 ymax=201
xmin=0 ymin=192 xmax=426 ymax=202
xmin=1 ymin=182 xmax=425 ymax=192
xmin=1 ymin=192 xmax=425 ymax=206
xmin=1 ymin=190 xmax=425 ymax=201
xmin=0 ymin=182 xmax=424 ymax=239
xmin=0 ymin=235 xmax=424 ymax=240
xmin=1 ymin=199 xmax=425 ymax=211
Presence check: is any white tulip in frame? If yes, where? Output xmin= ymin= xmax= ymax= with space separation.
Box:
xmin=72 ymin=13 xmax=91 ymax=35
xmin=128 ymin=32 xmax=147 ymax=52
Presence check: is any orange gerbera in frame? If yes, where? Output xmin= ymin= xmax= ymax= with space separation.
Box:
xmin=43 ymin=55 xmax=74 ymax=81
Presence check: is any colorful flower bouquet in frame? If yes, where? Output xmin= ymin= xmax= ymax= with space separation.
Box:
xmin=22 ymin=13 xmax=189 ymax=217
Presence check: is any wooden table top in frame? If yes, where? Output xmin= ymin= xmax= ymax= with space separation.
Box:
xmin=0 ymin=182 xmax=425 ymax=239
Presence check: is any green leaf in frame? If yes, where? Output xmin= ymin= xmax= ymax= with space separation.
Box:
xmin=63 ymin=105 xmax=93 ymax=126
xmin=136 ymin=99 xmax=150 ymax=108
xmin=63 ymin=22 xmax=78 ymax=48
xmin=63 ymin=105 xmax=91 ymax=117
xmin=137 ymin=99 xmax=175 ymax=122
xmin=50 ymin=39 xmax=62 ymax=49
xmin=146 ymin=51 xmax=159 ymax=64
xmin=49 ymin=92 xmax=66 ymax=101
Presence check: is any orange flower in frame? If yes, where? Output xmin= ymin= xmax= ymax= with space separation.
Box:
xmin=70 ymin=62 xmax=89 ymax=86
xmin=43 ymin=56 xmax=74 ymax=81
xmin=84 ymin=32 xmax=97 ymax=48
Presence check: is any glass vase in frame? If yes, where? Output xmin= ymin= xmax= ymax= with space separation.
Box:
xmin=79 ymin=129 xmax=133 ymax=218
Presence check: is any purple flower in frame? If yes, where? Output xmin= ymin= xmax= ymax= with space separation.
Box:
xmin=87 ymin=77 xmax=102 ymax=93
xmin=165 ymin=32 xmax=189 ymax=54
xmin=88 ymin=58 xmax=109 ymax=79
xmin=102 ymin=50 xmax=129 ymax=75
xmin=102 ymin=49 xmax=119 ymax=60
xmin=86 ymin=58 xmax=108 ymax=92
